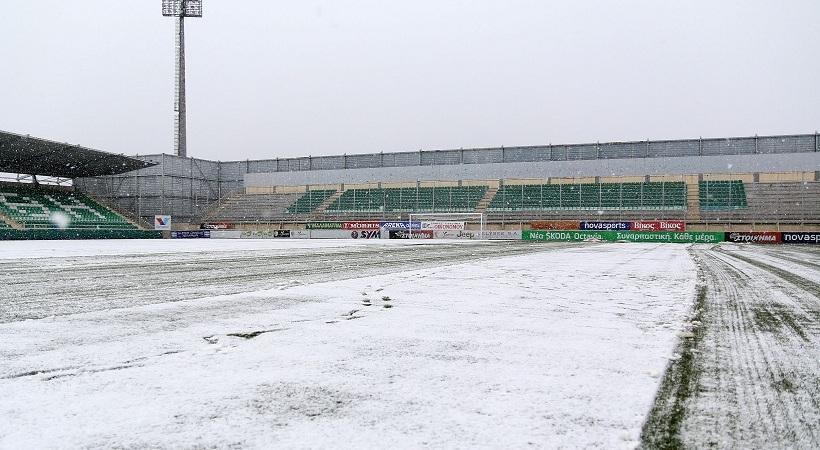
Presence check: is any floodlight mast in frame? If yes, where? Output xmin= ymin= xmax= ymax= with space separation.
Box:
xmin=162 ymin=0 xmax=202 ymax=158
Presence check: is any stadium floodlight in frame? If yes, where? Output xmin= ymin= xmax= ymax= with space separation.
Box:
xmin=162 ymin=0 xmax=203 ymax=158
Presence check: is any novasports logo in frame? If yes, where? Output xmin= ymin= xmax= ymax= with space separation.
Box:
xmin=782 ymin=232 xmax=820 ymax=244
xmin=581 ymin=221 xmax=630 ymax=230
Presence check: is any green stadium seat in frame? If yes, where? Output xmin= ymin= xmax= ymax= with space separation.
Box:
xmin=488 ymin=181 xmax=687 ymax=211
xmin=699 ymin=181 xmax=748 ymax=210
xmin=0 ymin=185 xmax=138 ymax=230
xmin=326 ymin=186 xmax=488 ymax=212
xmin=286 ymin=189 xmax=337 ymax=214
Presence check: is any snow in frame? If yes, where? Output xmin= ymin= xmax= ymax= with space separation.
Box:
xmin=0 ymin=241 xmax=697 ymax=448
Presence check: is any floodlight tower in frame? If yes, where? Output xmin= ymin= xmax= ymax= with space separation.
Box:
xmin=162 ymin=0 xmax=202 ymax=158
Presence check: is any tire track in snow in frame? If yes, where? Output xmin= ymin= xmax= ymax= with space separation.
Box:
xmin=0 ymin=242 xmax=570 ymax=323
xmin=643 ymin=245 xmax=819 ymax=448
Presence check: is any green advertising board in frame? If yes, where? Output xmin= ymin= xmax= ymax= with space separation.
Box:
xmin=522 ymin=230 xmax=724 ymax=244
xmin=305 ymin=222 xmax=343 ymax=230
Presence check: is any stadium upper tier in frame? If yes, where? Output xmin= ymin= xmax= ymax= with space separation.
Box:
xmin=0 ymin=184 xmax=137 ymax=230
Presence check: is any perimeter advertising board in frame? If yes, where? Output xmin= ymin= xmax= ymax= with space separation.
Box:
xmin=479 ymin=230 xmax=523 ymax=240
xmin=379 ymin=221 xmax=421 ymax=230
xmin=209 ymin=230 xmax=242 ymax=239
xmin=725 ymin=232 xmax=781 ymax=244
xmin=522 ymin=230 xmax=724 ymax=243
xmin=433 ymin=230 xmax=478 ymax=240
xmin=421 ymin=221 xmax=465 ymax=231
xmin=781 ymin=232 xmax=820 ymax=245
xmin=631 ymin=221 xmax=686 ymax=232
xmin=388 ymin=230 xmax=434 ymax=239
xmin=306 ymin=222 xmax=343 ymax=230
xmin=200 ymin=222 xmax=233 ymax=230
xmin=171 ymin=230 xmax=210 ymax=239
xmin=342 ymin=221 xmax=381 ymax=230
xmin=240 ymin=230 xmax=291 ymax=239
xmin=309 ymin=229 xmax=382 ymax=239
xmin=531 ymin=221 xmax=580 ymax=230
xmin=580 ymin=221 xmax=631 ymax=231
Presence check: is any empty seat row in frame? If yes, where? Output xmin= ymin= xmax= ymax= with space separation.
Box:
xmin=0 ymin=185 xmax=137 ymax=230
xmin=699 ymin=181 xmax=748 ymax=210
xmin=286 ymin=190 xmax=337 ymax=213
xmin=326 ymin=186 xmax=488 ymax=212
xmin=488 ymin=182 xmax=687 ymax=211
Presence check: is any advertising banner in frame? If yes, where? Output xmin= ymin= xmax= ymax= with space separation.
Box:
xmin=523 ymin=230 xmax=724 ymax=243
xmin=523 ymin=230 xmax=611 ymax=242
xmin=725 ymin=232 xmax=781 ymax=244
xmin=433 ymin=230 xmax=478 ymax=240
xmin=342 ymin=221 xmax=381 ymax=230
xmin=209 ymin=230 xmax=242 ymax=239
xmin=200 ymin=222 xmax=233 ymax=230
xmin=421 ymin=221 xmax=465 ymax=231
xmin=379 ymin=221 xmax=422 ymax=230
xmin=310 ymin=230 xmax=351 ymax=239
xmin=479 ymin=230 xmax=523 ymax=240
xmin=240 ymin=230 xmax=291 ymax=239
xmin=388 ymin=230 xmax=434 ymax=239
xmin=781 ymin=232 xmax=820 ymax=245
xmin=531 ymin=220 xmax=580 ymax=230
xmin=154 ymin=215 xmax=172 ymax=230
xmin=612 ymin=231 xmax=724 ymax=243
xmin=171 ymin=230 xmax=210 ymax=239
xmin=289 ymin=230 xmax=310 ymax=239
xmin=631 ymin=221 xmax=686 ymax=232
xmin=350 ymin=230 xmax=382 ymax=239
xmin=306 ymin=222 xmax=343 ymax=230
xmin=580 ymin=221 xmax=631 ymax=231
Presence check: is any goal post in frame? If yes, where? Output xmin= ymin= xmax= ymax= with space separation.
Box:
xmin=408 ymin=212 xmax=485 ymax=238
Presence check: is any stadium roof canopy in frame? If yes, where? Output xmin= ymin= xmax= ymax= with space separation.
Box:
xmin=0 ymin=130 xmax=155 ymax=178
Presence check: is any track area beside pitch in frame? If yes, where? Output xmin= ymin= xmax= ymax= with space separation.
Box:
xmin=642 ymin=244 xmax=820 ymax=448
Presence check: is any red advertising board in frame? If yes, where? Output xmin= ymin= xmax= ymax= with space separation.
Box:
xmin=725 ymin=232 xmax=782 ymax=244
xmin=531 ymin=220 xmax=580 ymax=230
xmin=342 ymin=221 xmax=381 ymax=230
xmin=631 ymin=221 xmax=686 ymax=232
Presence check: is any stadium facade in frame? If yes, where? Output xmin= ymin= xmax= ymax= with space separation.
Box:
xmin=72 ymin=133 xmax=820 ymax=229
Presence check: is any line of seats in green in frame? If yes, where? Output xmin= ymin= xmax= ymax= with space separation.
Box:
xmin=0 ymin=186 xmax=137 ymax=230
xmin=0 ymin=220 xmax=12 ymax=229
xmin=326 ymin=186 xmax=488 ymax=212
xmin=286 ymin=189 xmax=338 ymax=213
xmin=488 ymin=182 xmax=687 ymax=211
xmin=699 ymin=181 xmax=748 ymax=210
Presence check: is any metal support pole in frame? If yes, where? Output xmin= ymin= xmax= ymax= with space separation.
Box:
xmin=174 ymin=16 xmax=187 ymax=157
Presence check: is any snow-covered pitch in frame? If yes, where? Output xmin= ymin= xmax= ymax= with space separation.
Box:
xmin=0 ymin=240 xmax=817 ymax=449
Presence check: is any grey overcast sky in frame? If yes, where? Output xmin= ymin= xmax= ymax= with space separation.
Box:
xmin=1 ymin=1 xmax=818 ymax=160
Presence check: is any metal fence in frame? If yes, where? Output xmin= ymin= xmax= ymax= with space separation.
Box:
xmin=244 ymin=133 xmax=818 ymax=173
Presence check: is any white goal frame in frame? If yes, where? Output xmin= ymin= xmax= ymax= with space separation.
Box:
xmin=409 ymin=212 xmax=485 ymax=237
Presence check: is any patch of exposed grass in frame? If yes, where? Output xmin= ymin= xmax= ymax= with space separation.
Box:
xmin=640 ymin=255 xmax=708 ymax=449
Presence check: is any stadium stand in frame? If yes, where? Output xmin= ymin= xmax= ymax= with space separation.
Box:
xmin=326 ymin=186 xmax=487 ymax=212
xmin=699 ymin=180 xmax=748 ymax=210
xmin=286 ymin=189 xmax=337 ymax=214
xmin=0 ymin=184 xmax=137 ymax=230
xmin=202 ymin=192 xmax=304 ymax=223
xmin=488 ymin=182 xmax=687 ymax=211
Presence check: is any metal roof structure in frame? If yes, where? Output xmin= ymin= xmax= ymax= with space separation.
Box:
xmin=0 ymin=130 xmax=156 ymax=178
